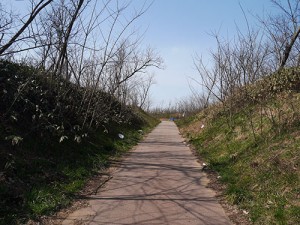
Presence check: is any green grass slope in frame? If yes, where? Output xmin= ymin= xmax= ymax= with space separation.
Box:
xmin=0 ymin=60 xmax=159 ymax=224
xmin=177 ymin=68 xmax=300 ymax=224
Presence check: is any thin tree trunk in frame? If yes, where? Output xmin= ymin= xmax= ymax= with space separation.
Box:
xmin=54 ymin=0 xmax=84 ymax=77
xmin=279 ymin=27 xmax=300 ymax=69
xmin=0 ymin=0 xmax=53 ymax=56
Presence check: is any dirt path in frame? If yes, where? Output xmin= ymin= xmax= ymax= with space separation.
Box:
xmin=61 ymin=121 xmax=232 ymax=225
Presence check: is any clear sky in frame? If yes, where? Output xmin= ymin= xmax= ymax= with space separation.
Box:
xmin=2 ymin=0 xmax=280 ymax=108
xmin=131 ymin=0 xmax=279 ymax=108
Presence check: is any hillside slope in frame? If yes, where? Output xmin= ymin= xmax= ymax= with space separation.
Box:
xmin=0 ymin=60 xmax=159 ymax=224
xmin=177 ymin=68 xmax=300 ymax=224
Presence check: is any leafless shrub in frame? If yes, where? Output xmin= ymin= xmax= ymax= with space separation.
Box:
xmin=0 ymin=0 xmax=161 ymax=132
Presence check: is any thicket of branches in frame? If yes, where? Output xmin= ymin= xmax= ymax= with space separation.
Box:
xmin=0 ymin=0 xmax=162 ymax=143
xmin=195 ymin=0 xmax=300 ymax=103
xmin=0 ymin=0 xmax=163 ymax=106
xmin=152 ymin=0 xmax=300 ymax=117
xmin=192 ymin=0 xmax=300 ymax=136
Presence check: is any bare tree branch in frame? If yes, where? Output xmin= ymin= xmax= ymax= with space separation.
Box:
xmin=0 ymin=0 xmax=53 ymax=56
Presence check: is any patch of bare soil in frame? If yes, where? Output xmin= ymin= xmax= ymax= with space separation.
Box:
xmin=206 ymin=170 xmax=252 ymax=225
xmin=180 ymin=119 xmax=206 ymax=138
xmin=186 ymin=141 xmax=252 ymax=225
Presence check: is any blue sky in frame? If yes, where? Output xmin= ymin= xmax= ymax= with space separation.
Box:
xmin=129 ymin=0 xmax=279 ymax=107
xmin=2 ymin=0 xmax=280 ymax=108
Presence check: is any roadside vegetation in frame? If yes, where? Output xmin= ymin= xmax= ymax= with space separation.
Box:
xmin=176 ymin=0 xmax=300 ymax=224
xmin=0 ymin=0 xmax=160 ymax=224
xmin=2 ymin=0 xmax=300 ymax=224
xmin=0 ymin=60 xmax=159 ymax=225
xmin=177 ymin=68 xmax=300 ymax=224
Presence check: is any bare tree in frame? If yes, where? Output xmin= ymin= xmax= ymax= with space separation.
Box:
xmin=0 ymin=0 xmax=53 ymax=56
xmin=1 ymin=0 xmax=161 ymax=130
xmin=52 ymin=0 xmax=85 ymax=77
xmin=259 ymin=0 xmax=300 ymax=70
xmin=127 ymin=73 xmax=155 ymax=110
xmin=107 ymin=41 xmax=162 ymax=97
xmin=0 ymin=3 xmax=14 ymax=47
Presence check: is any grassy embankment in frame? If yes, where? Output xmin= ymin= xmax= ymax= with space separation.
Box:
xmin=0 ymin=61 xmax=159 ymax=224
xmin=177 ymin=68 xmax=300 ymax=224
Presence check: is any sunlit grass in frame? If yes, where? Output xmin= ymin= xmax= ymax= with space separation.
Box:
xmin=177 ymin=94 xmax=300 ymax=224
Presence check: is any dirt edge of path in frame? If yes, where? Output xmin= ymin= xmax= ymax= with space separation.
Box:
xmin=180 ymin=135 xmax=252 ymax=225
xmin=26 ymin=143 xmax=142 ymax=225
xmin=28 ymin=126 xmax=250 ymax=225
